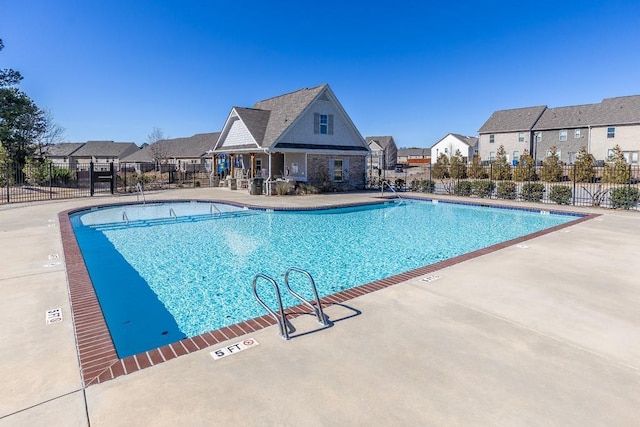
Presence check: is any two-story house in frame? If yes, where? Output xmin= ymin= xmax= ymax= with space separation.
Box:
xmin=211 ymin=84 xmax=369 ymax=192
xmin=431 ymin=133 xmax=478 ymax=162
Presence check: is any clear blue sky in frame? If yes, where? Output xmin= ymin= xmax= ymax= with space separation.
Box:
xmin=3 ymin=0 xmax=640 ymax=147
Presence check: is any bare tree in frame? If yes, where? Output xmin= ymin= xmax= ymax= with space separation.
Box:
xmin=146 ymin=127 xmax=168 ymax=171
xmin=34 ymin=109 xmax=66 ymax=157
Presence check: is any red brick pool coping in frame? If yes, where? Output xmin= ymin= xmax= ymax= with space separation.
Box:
xmin=59 ymin=199 xmax=598 ymax=387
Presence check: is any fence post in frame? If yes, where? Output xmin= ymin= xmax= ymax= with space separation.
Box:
xmin=628 ymin=164 xmax=632 ymax=208
xmin=572 ymin=164 xmax=576 ymax=206
xmin=49 ymin=162 xmax=53 ymax=200
xmin=4 ymin=161 xmax=9 ymax=204
xmin=90 ymin=161 xmax=95 ymax=196
xmin=110 ymin=162 xmax=115 ymax=194
xmin=193 ymin=163 xmax=196 ymax=187
xmin=123 ymin=164 xmax=127 ymax=190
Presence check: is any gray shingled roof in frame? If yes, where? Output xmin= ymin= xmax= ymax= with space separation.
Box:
xmin=72 ymin=141 xmax=140 ymax=157
xmin=233 ymin=108 xmax=270 ymax=146
xmin=597 ymin=95 xmax=640 ymax=126
xmin=366 ymin=136 xmax=395 ymax=149
xmin=153 ymin=133 xmax=219 ymax=157
xmin=478 ymin=105 xmax=546 ymax=133
xmin=252 ymin=84 xmax=326 ymax=147
xmin=398 ymin=148 xmax=431 ymax=157
xmin=532 ymin=103 xmax=601 ymax=130
xmin=43 ymin=142 xmax=85 ymax=157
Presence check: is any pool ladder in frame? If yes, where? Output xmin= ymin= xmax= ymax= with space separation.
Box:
xmin=252 ymin=267 xmax=329 ymax=340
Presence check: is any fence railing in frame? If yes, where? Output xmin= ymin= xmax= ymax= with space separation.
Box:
xmin=0 ymin=161 xmax=214 ymax=205
xmin=368 ymin=163 xmax=640 ymax=210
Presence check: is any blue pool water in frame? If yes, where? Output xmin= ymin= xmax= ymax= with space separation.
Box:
xmin=71 ymin=200 xmax=579 ymax=357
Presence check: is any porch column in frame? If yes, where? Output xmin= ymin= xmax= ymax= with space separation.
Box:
xmin=250 ymin=153 xmax=255 ymax=178
xmin=230 ymin=154 xmax=235 ymax=178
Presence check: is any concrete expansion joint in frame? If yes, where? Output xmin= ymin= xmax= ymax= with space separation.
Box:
xmin=0 ymin=389 xmax=84 ymax=421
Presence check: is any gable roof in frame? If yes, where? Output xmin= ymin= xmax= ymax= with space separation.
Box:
xmin=397 ymin=148 xmax=431 ymax=157
xmin=597 ymin=95 xmax=640 ymax=126
xmin=43 ymin=142 xmax=85 ymax=157
xmin=478 ymin=105 xmax=546 ymax=134
xmin=123 ymin=132 xmax=220 ymax=163
xmin=450 ymin=133 xmax=478 ymax=147
xmin=233 ymin=108 xmax=271 ymax=146
xmin=252 ymin=84 xmax=326 ymax=148
xmin=72 ymin=141 xmax=140 ymax=158
xmin=366 ymin=136 xmax=396 ymax=149
xmin=532 ymin=103 xmax=601 ymax=130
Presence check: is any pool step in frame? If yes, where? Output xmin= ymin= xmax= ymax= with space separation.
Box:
xmin=90 ymin=210 xmax=259 ymax=230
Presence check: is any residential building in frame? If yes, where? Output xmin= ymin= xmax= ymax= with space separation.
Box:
xmin=366 ymin=136 xmax=398 ymax=170
xmin=479 ymin=95 xmax=640 ymax=165
xmin=397 ymin=148 xmax=431 ymax=165
xmin=478 ymin=106 xmax=546 ymax=164
xmin=121 ymin=133 xmax=220 ymax=173
xmin=70 ymin=141 xmax=140 ymax=171
xmin=211 ymin=84 xmax=369 ymax=192
xmin=431 ymin=133 xmax=478 ymax=162
xmin=42 ymin=143 xmax=84 ymax=169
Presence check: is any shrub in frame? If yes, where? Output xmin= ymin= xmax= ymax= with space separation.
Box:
xmin=394 ymin=178 xmax=405 ymax=190
xmin=496 ymin=181 xmax=517 ymax=200
xmin=472 ymin=180 xmax=495 ymax=198
xmin=454 ymin=180 xmax=472 ymax=196
xmin=194 ymin=180 xmax=201 ymax=187
xmin=540 ymin=146 xmax=564 ymax=182
xmin=491 ymin=145 xmax=512 ymax=180
xmin=603 ymin=145 xmax=631 ymax=184
xmin=468 ymin=155 xmax=488 ymax=179
xmin=571 ymin=146 xmax=596 ymax=183
xmin=432 ymin=154 xmax=449 ymax=179
xmin=609 ymin=186 xmax=640 ymax=209
xmin=512 ymin=151 xmax=536 ymax=181
xmin=549 ymin=185 xmax=572 ymax=205
xmin=275 ymin=180 xmax=293 ymax=195
xmin=417 ymin=179 xmax=435 ymax=193
xmin=521 ymin=183 xmax=545 ymax=202
xmin=449 ymin=150 xmax=467 ymax=179
xmin=298 ymin=183 xmax=320 ymax=194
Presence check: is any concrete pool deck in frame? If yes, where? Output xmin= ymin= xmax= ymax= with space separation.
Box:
xmin=0 ymin=189 xmax=639 ymax=426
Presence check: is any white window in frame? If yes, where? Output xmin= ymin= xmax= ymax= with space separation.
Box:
xmin=574 ymin=129 xmax=581 ymax=139
xmin=622 ymin=151 xmax=639 ymax=165
xmin=513 ymin=151 xmax=520 ymax=162
xmin=489 ymin=134 xmax=495 ymax=144
xmin=329 ymin=158 xmax=349 ymax=182
xmin=518 ymin=132 xmax=525 ymax=142
xmin=559 ymin=130 xmax=567 ymax=141
xmin=535 ymin=132 xmax=542 ymax=143
xmin=607 ymin=127 xmax=615 ymax=138
xmin=568 ymin=151 xmax=577 ymax=164
xmin=489 ymin=151 xmax=495 ymax=161
xmin=314 ymin=113 xmax=333 ymax=135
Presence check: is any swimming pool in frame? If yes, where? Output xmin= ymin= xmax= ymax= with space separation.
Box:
xmin=70 ymin=199 xmax=579 ymax=358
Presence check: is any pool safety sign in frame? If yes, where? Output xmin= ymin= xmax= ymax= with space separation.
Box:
xmin=210 ymin=338 xmax=259 ymax=360
xmin=46 ymin=308 xmax=63 ymax=325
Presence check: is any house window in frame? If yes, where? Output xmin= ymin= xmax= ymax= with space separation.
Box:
xmin=623 ymin=151 xmax=639 ymax=165
xmin=489 ymin=151 xmax=495 ymax=161
xmin=559 ymin=130 xmax=567 ymax=141
xmin=444 ymin=147 xmax=448 ymax=153
xmin=332 ymin=159 xmax=343 ymax=181
xmin=568 ymin=151 xmax=577 ymax=164
xmin=513 ymin=151 xmax=520 ymax=163
xmin=535 ymin=132 xmax=542 ymax=143
xmin=314 ymin=113 xmax=333 ymax=135
xmin=489 ymin=134 xmax=495 ymax=144
xmin=607 ymin=127 xmax=615 ymax=138
xmin=518 ymin=132 xmax=524 ymax=142
xmin=574 ymin=129 xmax=581 ymax=139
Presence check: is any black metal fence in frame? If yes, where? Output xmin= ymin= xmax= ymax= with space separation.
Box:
xmin=0 ymin=161 xmax=213 ymax=205
xmin=369 ymin=163 xmax=640 ymax=210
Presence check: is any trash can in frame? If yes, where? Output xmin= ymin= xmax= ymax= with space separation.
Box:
xmin=250 ymin=177 xmax=264 ymax=195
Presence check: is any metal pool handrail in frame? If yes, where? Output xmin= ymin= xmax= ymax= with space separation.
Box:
xmin=252 ymin=273 xmax=290 ymax=340
xmin=136 ymin=182 xmax=145 ymax=204
xmin=284 ymin=267 xmax=329 ymax=326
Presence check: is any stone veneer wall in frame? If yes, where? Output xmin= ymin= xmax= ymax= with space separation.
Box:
xmin=307 ymin=154 xmax=366 ymax=191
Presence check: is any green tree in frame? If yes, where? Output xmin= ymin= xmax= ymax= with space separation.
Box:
xmin=491 ymin=145 xmax=511 ymax=180
xmin=540 ymin=146 xmax=563 ymax=182
xmin=0 ymin=39 xmax=62 ymax=167
xmin=449 ymin=149 xmax=466 ymax=179
xmin=468 ymin=154 xmax=487 ymax=179
xmin=603 ymin=145 xmax=631 ymax=184
xmin=571 ymin=146 xmax=595 ymax=183
xmin=513 ymin=150 xmax=536 ymax=181
xmin=432 ymin=153 xmax=449 ymax=179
